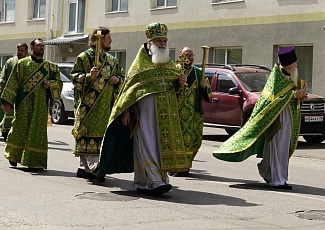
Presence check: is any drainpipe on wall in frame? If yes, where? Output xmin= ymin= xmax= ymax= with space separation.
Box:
xmin=45 ymin=0 xmax=52 ymax=60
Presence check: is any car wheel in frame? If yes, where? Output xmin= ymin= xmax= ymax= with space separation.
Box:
xmin=225 ymin=129 xmax=237 ymax=136
xmin=50 ymin=100 xmax=68 ymax=124
xmin=303 ymin=135 xmax=325 ymax=144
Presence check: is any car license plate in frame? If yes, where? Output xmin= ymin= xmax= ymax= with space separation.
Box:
xmin=305 ymin=116 xmax=323 ymax=122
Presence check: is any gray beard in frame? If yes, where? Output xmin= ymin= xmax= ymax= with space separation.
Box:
xmin=150 ymin=44 xmax=170 ymax=64
xmin=291 ymin=68 xmax=298 ymax=85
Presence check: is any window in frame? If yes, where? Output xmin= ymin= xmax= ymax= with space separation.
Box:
xmin=216 ymin=73 xmax=236 ymax=93
xmin=169 ymin=49 xmax=176 ymax=61
xmin=33 ymin=0 xmax=45 ymax=19
xmin=213 ymin=48 xmax=242 ymax=64
xmin=108 ymin=51 xmax=126 ymax=72
xmin=0 ymin=55 xmax=12 ymax=67
xmin=213 ymin=0 xmax=244 ymax=3
xmin=0 ymin=0 xmax=15 ymax=22
xmin=157 ymin=0 xmax=177 ymax=7
xmin=110 ymin=0 xmax=128 ymax=12
xmin=67 ymin=0 xmax=85 ymax=33
xmin=294 ymin=46 xmax=313 ymax=93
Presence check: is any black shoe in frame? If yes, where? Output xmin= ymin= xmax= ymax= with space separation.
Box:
xmin=9 ymin=160 xmax=17 ymax=167
xmin=153 ymin=184 xmax=172 ymax=197
xmin=84 ymin=172 xmax=98 ymax=179
xmin=27 ymin=167 xmax=44 ymax=171
xmin=263 ymin=178 xmax=270 ymax=183
xmin=97 ymin=170 xmax=106 ymax=183
xmin=136 ymin=188 xmax=154 ymax=195
xmin=271 ymin=184 xmax=292 ymax=190
xmin=169 ymin=171 xmax=189 ymax=177
xmin=76 ymin=168 xmax=86 ymax=178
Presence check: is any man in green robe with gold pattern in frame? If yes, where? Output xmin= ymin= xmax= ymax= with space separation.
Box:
xmin=213 ymin=47 xmax=308 ymax=189
xmin=98 ymin=22 xmax=191 ymax=196
xmin=169 ymin=47 xmax=211 ymax=177
xmin=71 ymin=26 xmax=124 ymax=179
xmin=1 ymin=38 xmax=62 ymax=170
xmin=0 ymin=43 xmax=29 ymax=142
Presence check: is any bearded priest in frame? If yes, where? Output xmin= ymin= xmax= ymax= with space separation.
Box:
xmin=213 ymin=46 xmax=308 ymax=190
xmin=97 ymin=22 xmax=191 ymax=197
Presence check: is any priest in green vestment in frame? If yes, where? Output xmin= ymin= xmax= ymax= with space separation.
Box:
xmin=0 ymin=43 xmax=29 ymax=142
xmin=98 ymin=22 xmax=191 ymax=196
xmin=169 ymin=47 xmax=211 ymax=177
xmin=1 ymin=38 xmax=62 ymax=170
xmin=71 ymin=27 xmax=124 ymax=179
xmin=213 ymin=47 xmax=307 ymax=189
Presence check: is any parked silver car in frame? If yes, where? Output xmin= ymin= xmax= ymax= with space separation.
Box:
xmin=50 ymin=63 xmax=74 ymax=124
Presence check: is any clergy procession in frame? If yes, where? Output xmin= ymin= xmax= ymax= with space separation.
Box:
xmin=0 ymin=22 xmax=308 ymax=197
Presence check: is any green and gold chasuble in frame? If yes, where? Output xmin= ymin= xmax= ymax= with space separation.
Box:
xmin=213 ymin=64 xmax=300 ymax=162
xmin=1 ymin=57 xmax=62 ymax=168
xmin=71 ymin=49 xmax=124 ymax=156
xmin=177 ymin=65 xmax=211 ymax=167
xmin=99 ymin=45 xmax=191 ymax=174
xmin=0 ymin=57 xmax=19 ymax=132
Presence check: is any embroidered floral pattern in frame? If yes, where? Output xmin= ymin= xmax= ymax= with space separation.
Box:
xmin=23 ymin=72 xmax=44 ymax=92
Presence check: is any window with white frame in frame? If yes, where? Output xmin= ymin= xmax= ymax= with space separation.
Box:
xmin=33 ymin=0 xmax=45 ymax=19
xmin=213 ymin=48 xmax=242 ymax=64
xmin=0 ymin=0 xmax=15 ymax=22
xmin=109 ymin=0 xmax=128 ymax=12
xmin=288 ymin=46 xmax=313 ymax=92
xmin=157 ymin=0 xmax=177 ymax=7
xmin=67 ymin=0 xmax=85 ymax=33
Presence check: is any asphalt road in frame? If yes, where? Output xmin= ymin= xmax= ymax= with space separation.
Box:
xmin=0 ymin=122 xmax=324 ymax=230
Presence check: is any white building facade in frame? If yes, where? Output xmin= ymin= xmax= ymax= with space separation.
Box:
xmin=0 ymin=0 xmax=324 ymax=95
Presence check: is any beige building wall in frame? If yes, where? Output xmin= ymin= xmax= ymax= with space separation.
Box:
xmin=0 ymin=0 xmax=324 ymax=95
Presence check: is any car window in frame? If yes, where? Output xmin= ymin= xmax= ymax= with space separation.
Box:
xmin=236 ymin=72 xmax=269 ymax=92
xmin=59 ymin=67 xmax=73 ymax=82
xmin=205 ymin=71 xmax=214 ymax=85
xmin=216 ymin=73 xmax=236 ymax=93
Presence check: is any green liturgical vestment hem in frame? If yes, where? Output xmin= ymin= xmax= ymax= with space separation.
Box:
xmin=213 ymin=64 xmax=300 ymax=162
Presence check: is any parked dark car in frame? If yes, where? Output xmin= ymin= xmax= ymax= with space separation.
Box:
xmin=50 ymin=63 xmax=74 ymax=124
xmin=202 ymin=64 xmax=325 ymax=143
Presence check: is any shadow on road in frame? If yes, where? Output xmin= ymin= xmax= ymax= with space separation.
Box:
xmin=203 ymin=134 xmax=325 ymax=149
xmin=230 ymin=182 xmax=325 ymax=197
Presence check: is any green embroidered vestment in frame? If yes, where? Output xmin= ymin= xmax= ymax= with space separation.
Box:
xmin=177 ymin=66 xmax=211 ymax=166
xmin=71 ymin=49 xmax=124 ymax=156
xmin=213 ymin=64 xmax=301 ymax=162
xmin=99 ymin=45 xmax=191 ymax=174
xmin=1 ymin=57 xmax=62 ymax=168
xmin=0 ymin=56 xmax=18 ymax=132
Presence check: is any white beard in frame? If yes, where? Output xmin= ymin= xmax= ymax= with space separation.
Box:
xmin=291 ymin=68 xmax=298 ymax=85
xmin=150 ymin=43 xmax=170 ymax=64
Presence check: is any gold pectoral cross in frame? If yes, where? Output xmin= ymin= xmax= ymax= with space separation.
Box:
xmin=176 ymin=53 xmax=191 ymax=91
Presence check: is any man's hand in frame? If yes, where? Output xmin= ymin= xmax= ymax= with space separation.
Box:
xmin=200 ymin=78 xmax=207 ymax=88
xmin=109 ymin=76 xmax=120 ymax=85
xmin=90 ymin=67 xmax=99 ymax=78
xmin=1 ymin=101 xmax=12 ymax=114
xmin=121 ymin=110 xmax=130 ymax=126
xmin=44 ymin=80 xmax=50 ymax=89
xmin=179 ymin=74 xmax=187 ymax=86
xmin=295 ymin=89 xmax=308 ymax=101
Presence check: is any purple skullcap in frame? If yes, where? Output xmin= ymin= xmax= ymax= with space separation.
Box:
xmin=277 ymin=46 xmax=297 ymax=66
